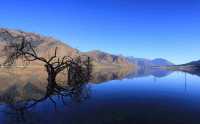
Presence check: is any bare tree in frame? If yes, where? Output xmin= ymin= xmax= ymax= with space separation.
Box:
xmin=2 ymin=31 xmax=92 ymax=90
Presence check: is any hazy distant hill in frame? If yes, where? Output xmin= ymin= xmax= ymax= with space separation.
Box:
xmin=0 ymin=28 xmax=133 ymax=68
xmin=151 ymin=58 xmax=174 ymax=66
xmin=127 ymin=57 xmax=174 ymax=68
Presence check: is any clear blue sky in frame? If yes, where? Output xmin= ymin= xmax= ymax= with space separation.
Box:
xmin=0 ymin=0 xmax=200 ymax=64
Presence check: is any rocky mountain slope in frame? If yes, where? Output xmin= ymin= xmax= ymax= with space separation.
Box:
xmin=0 ymin=28 xmax=133 ymax=69
xmin=83 ymin=50 xmax=130 ymax=67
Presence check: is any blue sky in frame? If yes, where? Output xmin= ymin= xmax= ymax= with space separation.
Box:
xmin=0 ymin=0 xmax=200 ymax=64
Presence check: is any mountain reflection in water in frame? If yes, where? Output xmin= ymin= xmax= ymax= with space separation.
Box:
xmin=1 ymin=67 xmax=200 ymax=124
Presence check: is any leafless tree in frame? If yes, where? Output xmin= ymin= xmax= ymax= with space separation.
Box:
xmin=0 ymin=30 xmax=93 ymax=124
xmin=2 ymin=31 xmax=92 ymax=91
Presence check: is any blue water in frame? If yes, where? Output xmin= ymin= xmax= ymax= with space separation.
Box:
xmin=1 ymin=71 xmax=200 ymax=124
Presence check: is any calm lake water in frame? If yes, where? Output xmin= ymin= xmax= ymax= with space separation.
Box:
xmin=0 ymin=69 xmax=200 ymax=124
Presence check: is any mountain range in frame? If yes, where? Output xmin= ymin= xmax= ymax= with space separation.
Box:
xmin=0 ymin=28 xmax=173 ymax=69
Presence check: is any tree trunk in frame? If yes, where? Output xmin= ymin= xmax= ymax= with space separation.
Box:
xmin=45 ymin=64 xmax=57 ymax=89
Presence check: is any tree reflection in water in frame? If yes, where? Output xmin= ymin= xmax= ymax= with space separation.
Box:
xmin=1 ymin=81 xmax=91 ymax=124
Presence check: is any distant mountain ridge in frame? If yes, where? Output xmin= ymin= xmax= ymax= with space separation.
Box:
xmin=169 ymin=60 xmax=200 ymax=76
xmin=127 ymin=57 xmax=174 ymax=68
xmin=181 ymin=60 xmax=200 ymax=66
xmin=151 ymin=58 xmax=174 ymax=66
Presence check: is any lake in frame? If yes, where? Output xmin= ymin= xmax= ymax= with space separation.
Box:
xmin=0 ymin=68 xmax=200 ymax=124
